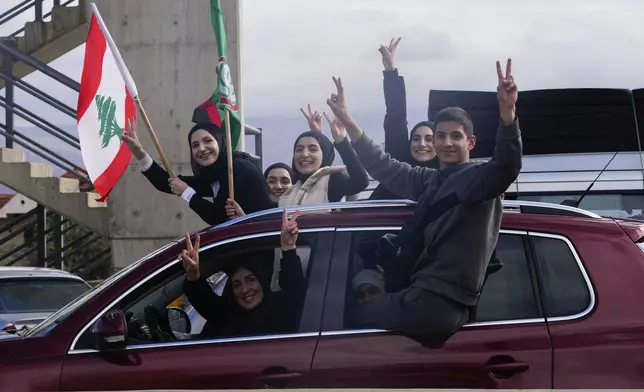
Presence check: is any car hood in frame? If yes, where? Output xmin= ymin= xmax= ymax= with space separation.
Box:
xmin=0 ymin=312 xmax=50 ymax=330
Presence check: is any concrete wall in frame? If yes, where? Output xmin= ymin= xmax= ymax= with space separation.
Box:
xmin=90 ymin=0 xmax=242 ymax=268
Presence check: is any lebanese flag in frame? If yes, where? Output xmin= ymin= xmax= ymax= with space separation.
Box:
xmin=77 ymin=4 xmax=138 ymax=202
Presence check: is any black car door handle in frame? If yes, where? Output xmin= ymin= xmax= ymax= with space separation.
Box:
xmin=256 ymin=372 xmax=302 ymax=381
xmin=484 ymin=361 xmax=529 ymax=379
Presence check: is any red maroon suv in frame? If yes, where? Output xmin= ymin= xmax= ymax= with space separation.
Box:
xmin=2 ymin=200 xmax=644 ymax=391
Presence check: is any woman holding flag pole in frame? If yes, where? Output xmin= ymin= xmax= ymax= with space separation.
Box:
xmin=79 ymin=2 xmax=271 ymax=226
xmin=122 ymin=115 xmax=272 ymax=226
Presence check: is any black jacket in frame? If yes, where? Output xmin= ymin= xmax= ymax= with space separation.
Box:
xmin=370 ymin=69 xmax=439 ymax=201
xmin=353 ymin=119 xmax=522 ymax=306
xmin=183 ymin=250 xmax=306 ymax=338
xmin=327 ymin=138 xmax=370 ymax=202
xmin=142 ymin=155 xmax=272 ymax=226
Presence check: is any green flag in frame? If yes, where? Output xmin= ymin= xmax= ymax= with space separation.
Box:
xmin=193 ymin=0 xmax=242 ymax=150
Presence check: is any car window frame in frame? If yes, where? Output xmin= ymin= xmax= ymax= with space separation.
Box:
xmin=527 ymin=231 xmax=596 ymax=323
xmin=67 ymin=227 xmax=335 ymax=354
xmin=319 ymin=226 xmax=593 ymax=337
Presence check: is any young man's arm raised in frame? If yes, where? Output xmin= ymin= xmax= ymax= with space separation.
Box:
xmin=457 ymin=59 xmax=523 ymax=203
xmin=326 ymin=77 xmax=435 ymax=202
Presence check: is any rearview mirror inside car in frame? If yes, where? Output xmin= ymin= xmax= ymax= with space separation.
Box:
xmin=91 ymin=309 xmax=127 ymax=350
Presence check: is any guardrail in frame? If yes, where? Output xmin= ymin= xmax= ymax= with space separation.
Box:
xmin=0 ymin=0 xmax=77 ymax=38
xmin=0 ymin=39 xmax=91 ymax=185
xmin=0 ymin=43 xmax=264 ymax=183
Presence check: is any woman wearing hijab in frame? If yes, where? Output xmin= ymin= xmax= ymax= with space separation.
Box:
xmin=180 ymin=210 xmax=305 ymax=338
xmin=278 ymin=106 xmax=369 ymax=206
xmin=122 ymin=120 xmax=272 ymax=226
xmin=369 ymin=37 xmax=440 ymax=201
xmin=264 ymin=163 xmax=294 ymax=204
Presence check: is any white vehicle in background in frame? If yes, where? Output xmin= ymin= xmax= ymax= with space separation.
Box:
xmin=361 ymin=87 xmax=644 ymax=220
xmin=433 ymin=88 xmax=644 ymax=219
xmin=0 ymin=267 xmax=91 ymax=333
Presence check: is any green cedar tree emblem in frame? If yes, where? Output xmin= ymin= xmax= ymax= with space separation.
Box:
xmin=95 ymin=94 xmax=124 ymax=148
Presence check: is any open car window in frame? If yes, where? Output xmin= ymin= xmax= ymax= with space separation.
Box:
xmin=74 ymin=231 xmax=323 ymax=350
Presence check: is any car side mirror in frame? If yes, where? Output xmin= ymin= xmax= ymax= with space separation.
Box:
xmin=91 ymin=309 xmax=128 ymax=350
xmin=166 ymin=307 xmax=191 ymax=338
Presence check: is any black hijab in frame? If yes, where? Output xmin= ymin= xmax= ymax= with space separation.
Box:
xmin=264 ymin=162 xmax=294 ymax=180
xmin=188 ymin=122 xmax=258 ymax=191
xmin=291 ymin=131 xmax=336 ymax=183
xmin=188 ymin=122 xmax=225 ymax=175
xmin=409 ymin=121 xmax=440 ymax=169
xmin=217 ymin=257 xmax=276 ymax=336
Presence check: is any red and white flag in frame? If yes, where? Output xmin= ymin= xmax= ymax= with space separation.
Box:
xmin=76 ymin=3 xmax=138 ymax=201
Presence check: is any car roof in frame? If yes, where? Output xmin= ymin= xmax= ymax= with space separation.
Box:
xmin=210 ymin=199 xmax=602 ymax=230
xmin=0 ymin=267 xmax=87 ymax=282
xmin=185 ymin=199 xmax=609 ymax=247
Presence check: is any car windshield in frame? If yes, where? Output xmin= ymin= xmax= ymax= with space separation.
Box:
xmin=24 ymin=240 xmax=179 ymax=337
xmin=0 ymin=279 xmax=89 ymax=313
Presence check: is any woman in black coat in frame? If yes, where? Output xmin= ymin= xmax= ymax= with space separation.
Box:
xmin=369 ymin=38 xmax=440 ymax=201
xmin=122 ymin=121 xmax=272 ymax=226
xmin=180 ymin=210 xmax=305 ymax=338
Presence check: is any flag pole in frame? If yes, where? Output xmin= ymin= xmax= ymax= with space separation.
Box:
xmin=134 ymin=98 xmax=175 ymax=178
xmin=89 ymin=2 xmax=175 ymax=178
xmin=225 ymin=109 xmax=235 ymax=199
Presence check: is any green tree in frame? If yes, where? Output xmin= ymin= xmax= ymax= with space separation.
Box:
xmin=95 ymin=94 xmax=124 ymax=148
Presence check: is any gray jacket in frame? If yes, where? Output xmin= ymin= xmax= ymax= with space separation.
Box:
xmin=352 ymin=119 xmax=522 ymax=306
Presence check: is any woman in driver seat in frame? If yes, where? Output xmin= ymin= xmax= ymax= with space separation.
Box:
xmin=180 ymin=209 xmax=305 ymax=338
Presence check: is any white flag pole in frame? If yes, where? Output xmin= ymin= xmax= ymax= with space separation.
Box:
xmin=89 ymin=3 xmax=175 ymax=177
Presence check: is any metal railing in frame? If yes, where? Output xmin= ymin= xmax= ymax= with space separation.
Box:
xmin=0 ymin=0 xmax=265 ymax=280
xmin=0 ymin=0 xmax=76 ymax=38
xmin=0 ymin=44 xmax=263 ymax=182
xmin=0 ymin=39 xmax=91 ymax=186
xmin=0 ymin=204 xmax=112 ymax=279
xmin=245 ymin=125 xmax=263 ymax=168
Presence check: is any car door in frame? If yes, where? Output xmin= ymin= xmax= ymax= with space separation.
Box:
xmin=529 ymin=230 xmax=644 ymax=388
xmin=311 ymin=226 xmax=553 ymax=389
xmin=60 ymin=229 xmax=333 ymax=391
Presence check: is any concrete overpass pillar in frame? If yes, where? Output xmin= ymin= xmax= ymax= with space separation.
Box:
xmin=90 ymin=0 xmax=243 ymax=268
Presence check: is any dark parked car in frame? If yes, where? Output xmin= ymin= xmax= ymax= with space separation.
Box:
xmin=2 ymin=200 xmax=644 ymax=390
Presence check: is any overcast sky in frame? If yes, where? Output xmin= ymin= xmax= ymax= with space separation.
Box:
xmin=3 ymin=0 xmax=644 ymax=172
xmin=243 ymin=0 xmax=644 ymax=118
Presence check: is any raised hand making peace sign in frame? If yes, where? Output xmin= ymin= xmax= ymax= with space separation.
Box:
xmin=281 ymin=209 xmax=301 ymax=251
xmin=379 ymin=37 xmax=402 ymax=71
xmin=326 ymin=77 xmax=350 ymax=123
xmin=323 ymin=112 xmax=347 ymax=142
xmin=496 ymin=58 xmax=518 ymax=124
xmin=326 ymin=76 xmax=364 ymax=142
xmin=300 ymin=104 xmax=323 ymax=133
xmin=180 ymin=233 xmax=200 ymax=282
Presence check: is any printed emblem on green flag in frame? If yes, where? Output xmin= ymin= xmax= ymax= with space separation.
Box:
xmin=95 ymin=94 xmax=124 ymax=148
xmin=210 ymin=0 xmax=242 ymax=150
